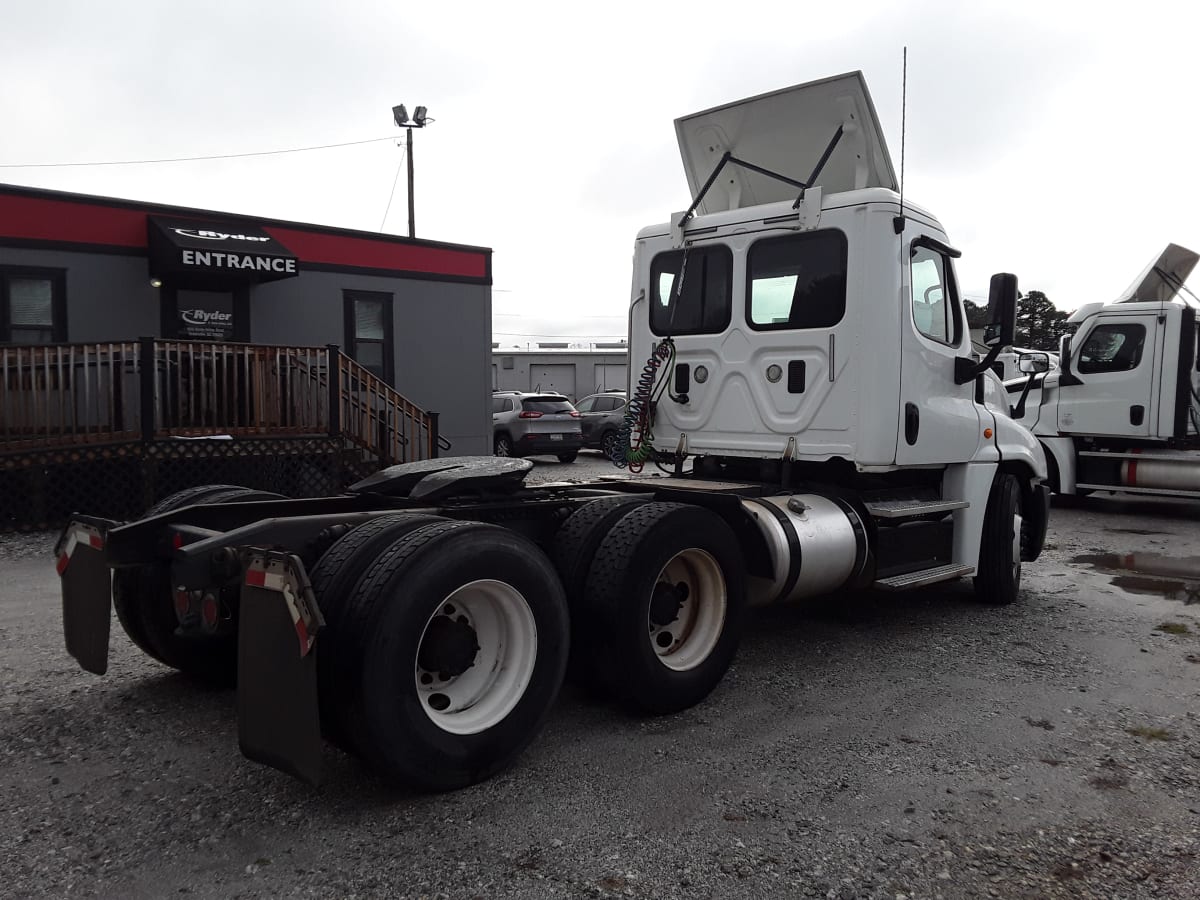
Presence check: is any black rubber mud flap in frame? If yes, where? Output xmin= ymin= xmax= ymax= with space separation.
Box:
xmin=57 ymin=519 xmax=116 ymax=676
xmin=237 ymin=551 xmax=326 ymax=785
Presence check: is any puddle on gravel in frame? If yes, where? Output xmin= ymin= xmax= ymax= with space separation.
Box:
xmin=1072 ymin=552 xmax=1200 ymax=604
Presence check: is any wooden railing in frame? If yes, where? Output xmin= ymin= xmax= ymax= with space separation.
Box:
xmin=333 ymin=353 xmax=438 ymax=466
xmin=1 ymin=343 xmax=140 ymax=448
xmin=1 ymin=339 xmax=439 ymax=464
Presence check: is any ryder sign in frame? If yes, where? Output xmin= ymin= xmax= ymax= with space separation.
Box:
xmin=148 ymin=217 xmax=299 ymax=284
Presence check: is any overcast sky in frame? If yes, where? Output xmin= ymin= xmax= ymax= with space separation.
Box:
xmin=3 ymin=1 xmax=1198 ymax=346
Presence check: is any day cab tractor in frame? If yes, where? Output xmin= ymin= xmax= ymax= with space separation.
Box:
xmin=1008 ymin=243 xmax=1200 ymax=499
xmin=56 ymin=71 xmax=1050 ymax=793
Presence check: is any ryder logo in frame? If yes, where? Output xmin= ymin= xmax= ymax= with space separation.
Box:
xmin=181 ymin=309 xmax=233 ymax=327
xmin=173 ymin=228 xmax=271 ymax=243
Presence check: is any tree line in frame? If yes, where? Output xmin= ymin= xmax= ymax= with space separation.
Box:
xmin=963 ymin=290 xmax=1073 ymax=349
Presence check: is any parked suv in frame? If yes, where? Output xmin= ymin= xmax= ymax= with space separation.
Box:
xmin=575 ymin=390 xmax=627 ymax=459
xmin=491 ymin=391 xmax=583 ymax=462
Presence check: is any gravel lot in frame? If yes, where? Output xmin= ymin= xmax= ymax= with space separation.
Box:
xmin=2 ymin=453 xmax=1198 ymax=899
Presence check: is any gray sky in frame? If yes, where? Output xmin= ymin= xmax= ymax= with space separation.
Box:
xmin=3 ymin=1 xmax=1197 ymax=346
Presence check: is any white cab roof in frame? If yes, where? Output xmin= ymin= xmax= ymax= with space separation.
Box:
xmin=675 ymin=71 xmax=897 ymax=214
xmin=1116 ymin=243 xmax=1199 ymax=304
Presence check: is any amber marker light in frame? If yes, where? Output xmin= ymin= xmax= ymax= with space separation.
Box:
xmin=984 ymin=428 xmax=993 ymax=439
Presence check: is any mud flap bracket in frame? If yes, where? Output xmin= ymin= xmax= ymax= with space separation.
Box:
xmin=237 ymin=550 xmax=325 ymax=785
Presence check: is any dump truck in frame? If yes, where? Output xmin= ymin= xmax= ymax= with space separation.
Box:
xmin=1008 ymin=243 xmax=1200 ymax=499
xmin=57 ymin=71 xmax=1049 ymax=792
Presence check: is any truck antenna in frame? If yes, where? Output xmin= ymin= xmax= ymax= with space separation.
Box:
xmin=893 ymin=46 xmax=907 ymax=235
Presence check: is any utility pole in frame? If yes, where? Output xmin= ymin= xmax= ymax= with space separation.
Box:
xmin=392 ymin=104 xmax=431 ymax=239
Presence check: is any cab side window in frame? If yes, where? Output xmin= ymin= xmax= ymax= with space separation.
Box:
xmin=910 ymin=245 xmax=960 ymax=345
xmin=1077 ymin=323 xmax=1146 ymax=373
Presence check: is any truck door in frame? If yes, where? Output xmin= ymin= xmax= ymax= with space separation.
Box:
xmin=895 ymin=235 xmax=983 ymax=465
xmin=1058 ymin=313 xmax=1159 ymax=437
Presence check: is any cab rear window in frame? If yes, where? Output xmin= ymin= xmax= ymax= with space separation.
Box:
xmin=650 ymin=246 xmax=733 ymax=336
xmin=747 ymin=230 xmax=847 ymax=330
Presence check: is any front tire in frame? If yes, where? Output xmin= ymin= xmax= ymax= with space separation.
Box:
xmin=974 ymin=473 xmax=1023 ymax=605
xmin=340 ymin=521 xmax=569 ymax=791
xmin=580 ymin=502 xmax=746 ymax=714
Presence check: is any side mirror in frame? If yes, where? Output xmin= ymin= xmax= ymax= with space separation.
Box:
xmin=1018 ymin=351 xmax=1051 ymax=374
xmin=983 ymin=273 xmax=1018 ymax=348
xmin=955 ymin=272 xmax=1019 ymax=385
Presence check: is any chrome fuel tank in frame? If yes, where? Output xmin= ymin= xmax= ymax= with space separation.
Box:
xmin=742 ymin=494 xmax=868 ymax=606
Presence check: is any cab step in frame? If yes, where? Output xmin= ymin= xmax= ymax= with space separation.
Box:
xmin=864 ymin=499 xmax=969 ymax=519
xmin=873 ymin=563 xmax=975 ymax=591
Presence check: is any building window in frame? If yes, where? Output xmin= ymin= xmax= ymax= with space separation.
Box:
xmin=1077 ymin=323 xmax=1146 ymax=374
xmin=747 ymin=230 xmax=847 ymax=330
xmin=910 ymin=244 xmax=961 ymax=346
xmin=2 ymin=268 xmax=66 ymax=344
xmin=650 ymin=245 xmax=733 ymax=336
xmin=343 ymin=290 xmax=394 ymax=383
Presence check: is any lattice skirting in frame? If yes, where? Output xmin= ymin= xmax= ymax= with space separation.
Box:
xmin=0 ymin=437 xmax=374 ymax=531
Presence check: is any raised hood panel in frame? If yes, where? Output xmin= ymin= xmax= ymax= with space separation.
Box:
xmin=1116 ymin=243 xmax=1200 ymax=304
xmin=675 ymin=71 xmax=897 ymax=214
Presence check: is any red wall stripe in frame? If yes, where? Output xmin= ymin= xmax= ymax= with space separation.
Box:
xmin=0 ymin=191 xmax=488 ymax=280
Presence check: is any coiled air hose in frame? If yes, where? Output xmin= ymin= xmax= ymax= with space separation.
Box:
xmin=614 ymin=338 xmax=675 ymax=473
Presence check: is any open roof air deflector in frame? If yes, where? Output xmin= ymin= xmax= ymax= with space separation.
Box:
xmin=1115 ymin=243 xmax=1200 ymax=306
xmin=674 ymin=71 xmax=898 ymax=215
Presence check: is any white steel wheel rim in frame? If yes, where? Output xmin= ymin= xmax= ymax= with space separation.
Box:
xmin=414 ymin=579 xmax=537 ymax=735
xmin=648 ymin=548 xmax=727 ymax=672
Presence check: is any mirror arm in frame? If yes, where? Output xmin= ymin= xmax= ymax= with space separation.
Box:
xmin=955 ymin=342 xmax=1003 ymax=385
xmin=1011 ymin=372 xmax=1038 ymax=419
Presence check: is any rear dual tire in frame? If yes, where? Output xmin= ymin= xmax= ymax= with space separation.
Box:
xmin=569 ymin=501 xmax=747 ymax=715
xmin=324 ymin=520 xmax=570 ymax=792
xmin=112 ymin=484 xmax=286 ymax=684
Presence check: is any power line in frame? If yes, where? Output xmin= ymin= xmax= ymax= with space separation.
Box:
xmin=0 ymin=135 xmax=400 ymax=169
xmin=379 ymin=146 xmax=407 ymax=231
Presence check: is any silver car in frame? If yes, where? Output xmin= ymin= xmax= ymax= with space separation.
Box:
xmin=575 ymin=391 xmax=627 ymax=459
xmin=491 ymin=391 xmax=583 ymax=462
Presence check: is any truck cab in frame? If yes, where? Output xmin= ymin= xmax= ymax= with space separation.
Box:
xmin=626 ymin=72 xmax=1048 ymax=580
xmin=1009 ymin=244 xmax=1200 ymax=497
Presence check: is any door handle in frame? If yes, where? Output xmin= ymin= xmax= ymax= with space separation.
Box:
xmin=904 ymin=402 xmax=920 ymax=445
xmin=1130 ymin=405 xmax=1145 ymax=426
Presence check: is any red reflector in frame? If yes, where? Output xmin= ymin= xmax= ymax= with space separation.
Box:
xmin=174 ymin=590 xmax=191 ymax=617
xmin=56 ymin=553 xmax=70 ymax=576
xmin=89 ymin=534 xmax=104 ymax=549
xmin=518 ymin=410 xmax=543 ymax=419
xmin=245 ymin=569 xmax=267 ymax=587
xmin=201 ymin=595 xmax=219 ymax=628
xmin=172 ymin=532 xmax=184 ymax=550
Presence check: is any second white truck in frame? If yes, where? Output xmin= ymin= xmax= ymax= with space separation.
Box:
xmin=1009 ymin=244 xmax=1200 ymax=499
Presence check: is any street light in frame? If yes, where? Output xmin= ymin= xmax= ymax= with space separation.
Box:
xmin=391 ymin=103 xmax=432 ymax=238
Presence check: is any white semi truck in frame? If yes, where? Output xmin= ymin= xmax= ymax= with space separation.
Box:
xmin=1008 ymin=244 xmax=1200 ymax=499
xmin=56 ymin=71 xmax=1050 ymax=792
